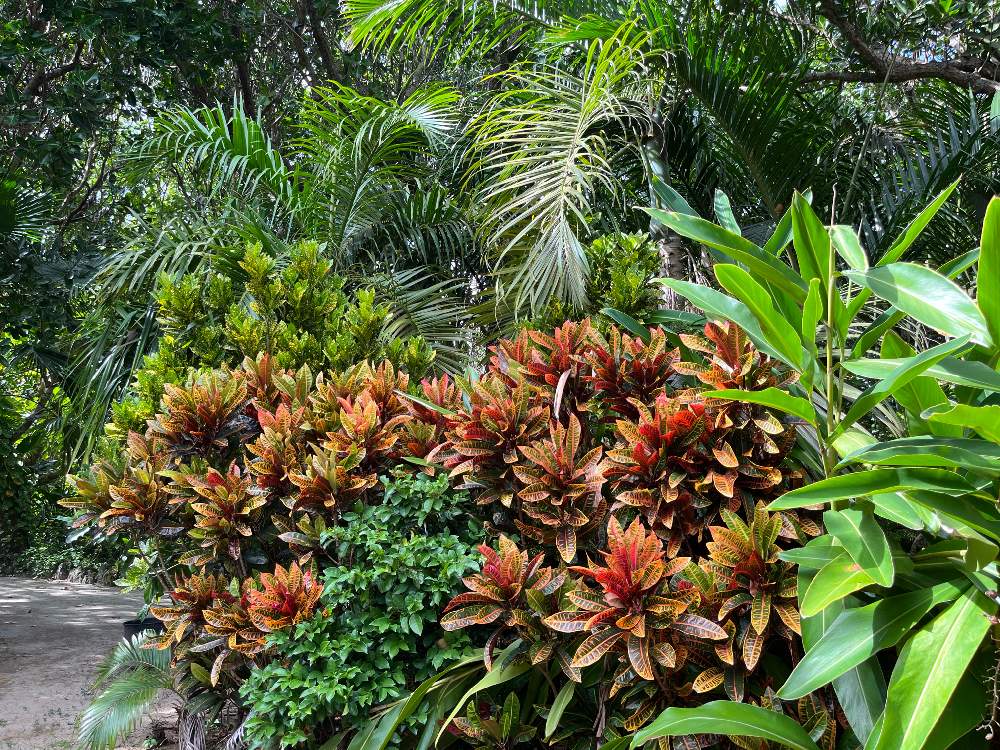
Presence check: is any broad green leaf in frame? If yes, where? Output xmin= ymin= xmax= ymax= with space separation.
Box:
xmin=843 ymin=356 xmax=1000 ymax=392
xmin=763 ymin=203 xmax=794 ymax=256
xmin=599 ymin=308 xmax=650 ymax=343
xmin=830 ymin=225 xmax=869 ymax=271
xmin=838 ymin=437 xmax=1000 ymax=476
xmin=779 ymin=536 xmax=842 ymax=570
xmin=347 ymin=652 xmax=482 ymax=750
xmin=833 ymin=336 xmax=970 ymax=437
xmin=878 ymin=331 xmax=958 ymax=437
xmin=872 ymin=586 xmax=997 ymax=750
xmin=650 ymin=177 xmax=699 ymax=217
xmin=770 ymin=468 xmax=976 ymax=510
xmin=631 ymin=701 xmax=820 ymax=750
xmin=544 ymin=681 xmax=575 ymax=739
xmin=705 ymin=387 xmax=817 ymax=426
xmin=800 ymin=552 xmax=878 ymax=617
xmin=869 ymin=493 xmax=923 ymax=530
xmin=924 ymin=403 xmax=1000 ymax=441
xmin=797 ymin=584 xmax=885 ymax=744
xmin=977 ymin=196 xmax=1000 ymax=346
xmin=645 ymin=208 xmax=807 ymax=302
xmin=714 ymin=189 xmax=741 ymax=235
xmin=845 ymin=264 xmax=993 ymax=348
xmin=780 ymin=581 xmax=965 ymax=699
xmin=850 ymin=247 xmax=980 ymax=359
xmin=824 ymin=508 xmax=894 ymax=586
xmin=903 ymin=490 xmax=1000 ymax=542
xmin=434 ymin=649 xmax=529 ymax=746
xmin=791 ymin=191 xmax=829 ymax=286
xmin=714 ymin=264 xmax=805 ymax=369
xmin=921 ymin=660 xmax=991 ymax=750
xmin=801 ymin=278 xmax=822 ymax=355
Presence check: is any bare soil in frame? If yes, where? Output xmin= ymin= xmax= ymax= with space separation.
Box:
xmin=0 ymin=577 xmax=175 ymax=750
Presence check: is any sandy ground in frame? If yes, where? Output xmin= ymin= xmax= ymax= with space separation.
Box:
xmin=0 ymin=577 xmax=173 ymax=750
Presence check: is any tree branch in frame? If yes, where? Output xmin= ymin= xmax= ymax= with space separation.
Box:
xmin=21 ymin=41 xmax=91 ymax=98
xmin=812 ymin=0 xmax=1000 ymax=94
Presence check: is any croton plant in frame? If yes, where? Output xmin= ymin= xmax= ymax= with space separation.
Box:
xmin=62 ymin=355 xmax=456 ymax=703
xmin=434 ymin=319 xmax=835 ymax=749
xmin=64 ymin=317 xmax=825 ymax=748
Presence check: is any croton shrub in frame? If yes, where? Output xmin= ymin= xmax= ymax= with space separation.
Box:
xmin=64 ymin=316 xmax=825 ymax=749
xmin=63 ymin=354 xmax=473 ymax=727
xmin=431 ymin=319 xmax=835 ymax=749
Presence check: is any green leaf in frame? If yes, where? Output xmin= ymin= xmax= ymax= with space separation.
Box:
xmin=434 ymin=648 xmax=529 ymax=746
xmin=600 ymin=308 xmax=650 ymax=343
xmin=714 ymin=189 xmax=741 ymax=235
xmin=705 ymin=388 xmax=817 ymax=425
xmin=980 ymin=197 xmax=1000 ymax=346
xmin=903 ymin=490 xmax=1000 ymax=542
xmin=878 ymin=179 xmax=960 ymax=266
xmin=869 ymin=493 xmax=924 ymax=530
xmin=631 ymin=701 xmax=820 ymax=750
xmin=923 ymin=403 xmax=1000 ymax=442
xmin=834 ymin=336 xmax=971 ymax=437
xmin=714 ymin=263 xmax=806 ymax=369
xmin=545 ymin=681 xmax=575 ymax=740
xmin=780 ymin=581 xmax=965 ymax=699
xmin=838 ymin=437 xmax=1000 ymax=476
xmin=646 ymin=208 xmax=807 ymax=302
xmin=798 ymin=581 xmax=885 ymax=742
xmin=650 ymin=177 xmax=699 ymax=217
xmin=842 ymin=356 xmax=1000 ymax=392
xmin=763 ymin=203 xmax=794 ymax=257
xmin=823 ymin=508 xmax=894 ymax=586
xmin=830 ymin=225 xmax=869 ymax=271
xmin=872 ymin=586 xmax=997 ymax=750
xmin=779 ymin=536 xmax=843 ymax=570
xmin=499 ymin=693 xmax=518 ymax=740
xmin=770 ymin=468 xmax=976 ymax=510
xmin=800 ymin=552 xmax=877 ymax=618
xmin=791 ymin=191 xmax=829 ymax=286
xmin=844 ymin=264 xmax=993 ymax=348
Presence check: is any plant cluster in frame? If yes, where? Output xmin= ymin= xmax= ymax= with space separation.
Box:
xmin=430 ymin=318 xmax=827 ymax=748
xmin=105 ymin=240 xmax=435 ymax=444
xmin=63 ymin=354 xmax=472 ymax=734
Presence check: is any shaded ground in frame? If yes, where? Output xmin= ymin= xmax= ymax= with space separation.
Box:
xmin=0 ymin=577 xmax=172 ymax=750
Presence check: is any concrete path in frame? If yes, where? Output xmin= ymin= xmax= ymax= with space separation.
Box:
xmin=0 ymin=577 xmax=146 ymax=750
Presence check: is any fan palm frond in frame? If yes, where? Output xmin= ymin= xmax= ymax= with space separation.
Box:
xmin=470 ymin=22 xmax=648 ymax=314
xmin=0 ymin=178 xmax=48 ymax=242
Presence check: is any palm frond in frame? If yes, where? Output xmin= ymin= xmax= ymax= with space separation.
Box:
xmin=0 ymin=178 xmax=48 ymax=242
xmin=469 ymin=22 xmax=647 ymax=313
xmin=131 ymin=101 xmax=297 ymax=207
xmin=78 ymin=635 xmax=173 ymax=750
xmin=376 ymin=268 xmax=473 ymax=373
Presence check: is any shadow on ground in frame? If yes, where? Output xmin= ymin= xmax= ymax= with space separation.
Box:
xmin=0 ymin=577 xmax=160 ymax=750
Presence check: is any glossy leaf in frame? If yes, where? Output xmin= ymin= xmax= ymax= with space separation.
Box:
xmin=872 ymin=586 xmax=997 ymax=750
xmin=838 ymin=437 xmax=1000 ymax=476
xmin=843 ymin=356 xmax=1000 ymax=392
xmin=799 ymin=552 xmax=877 ymax=618
xmin=978 ymin=196 xmax=1000 ymax=346
xmin=705 ymin=387 xmax=817 ymax=425
xmin=646 ymin=208 xmax=807 ymax=302
xmin=780 ymin=581 xmax=965 ymax=699
xmin=631 ymin=700 xmax=821 ymax=750
xmin=844 ymin=263 xmax=993 ymax=348
xmin=770 ymin=468 xmax=975 ymax=510
xmin=823 ymin=508 xmax=894 ymax=586
xmin=545 ymin=681 xmax=575 ymax=740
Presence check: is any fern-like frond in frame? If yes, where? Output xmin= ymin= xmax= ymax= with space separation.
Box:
xmin=78 ymin=635 xmax=173 ymax=750
xmin=470 ymin=22 xmax=648 ymax=313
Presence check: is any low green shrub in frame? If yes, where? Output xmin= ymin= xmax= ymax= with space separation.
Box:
xmin=240 ymin=473 xmax=479 ymax=748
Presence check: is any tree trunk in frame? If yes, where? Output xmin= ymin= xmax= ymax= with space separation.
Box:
xmin=656 ymin=231 xmax=687 ymax=309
